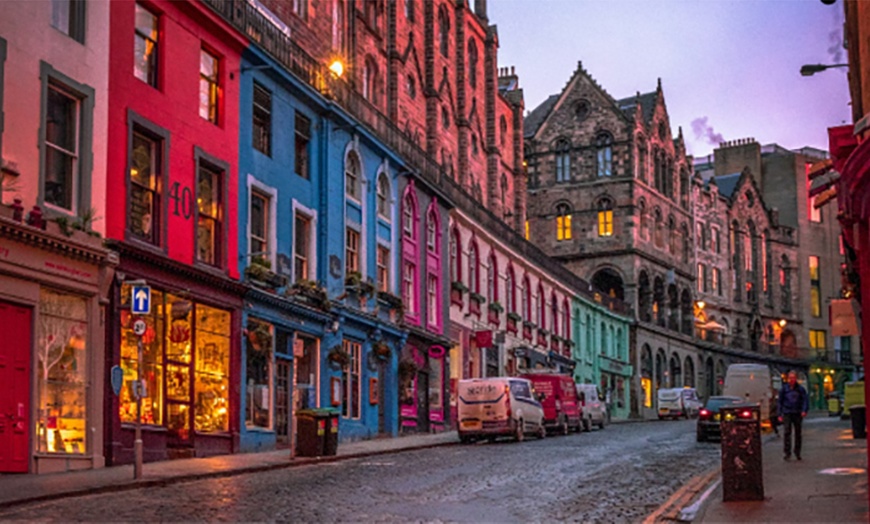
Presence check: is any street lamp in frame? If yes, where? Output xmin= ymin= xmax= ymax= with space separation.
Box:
xmin=800 ymin=63 xmax=847 ymax=76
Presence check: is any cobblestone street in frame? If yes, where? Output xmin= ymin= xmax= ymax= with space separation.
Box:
xmin=0 ymin=420 xmax=720 ymax=522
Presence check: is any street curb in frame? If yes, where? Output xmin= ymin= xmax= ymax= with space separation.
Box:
xmin=0 ymin=439 xmax=460 ymax=511
xmin=643 ymin=465 xmax=721 ymax=523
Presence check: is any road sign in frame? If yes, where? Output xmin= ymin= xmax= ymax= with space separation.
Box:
xmin=131 ymin=285 xmax=151 ymax=315
xmin=133 ymin=319 xmax=147 ymax=336
xmin=110 ymin=365 xmax=124 ymax=396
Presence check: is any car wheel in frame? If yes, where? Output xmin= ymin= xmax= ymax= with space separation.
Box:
xmin=515 ymin=419 xmax=525 ymax=442
xmin=583 ymin=418 xmax=592 ymax=432
xmin=598 ymin=417 xmax=606 ymax=430
xmin=538 ymin=422 xmax=547 ymax=440
xmin=460 ymin=434 xmax=472 ymax=444
xmin=560 ymin=416 xmax=570 ymax=436
xmin=697 ymin=430 xmax=706 ymax=443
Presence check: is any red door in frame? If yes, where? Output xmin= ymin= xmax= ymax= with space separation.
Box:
xmin=0 ymin=301 xmax=31 ymax=473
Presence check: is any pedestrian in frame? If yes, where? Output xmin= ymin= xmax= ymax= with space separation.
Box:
xmin=777 ymin=370 xmax=809 ymax=461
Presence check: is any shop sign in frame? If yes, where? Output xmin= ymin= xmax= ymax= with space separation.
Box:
xmin=474 ymin=330 xmax=493 ymax=348
xmin=131 ymin=285 xmax=151 ymax=315
xmin=831 ymin=299 xmax=860 ymax=337
xmin=600 ymin=356 xmax=632 ymax=376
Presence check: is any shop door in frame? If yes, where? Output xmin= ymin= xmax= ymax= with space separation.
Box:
xmin=416 ymin=369 xmax=429 ymax=433
xmin=377 ymin=361 xmax=386 ymax=435
xmin=0 ymin=301 xmax=32 ymax=473
xmin=275 ymin=359 xmax=291 ymax=446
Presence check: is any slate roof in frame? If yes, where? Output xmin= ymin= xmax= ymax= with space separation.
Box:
xmin=523 ymin=94 xmax=560 ymax=138
xmin=712 ymin=172 xmax=742 ymax=199
xmin=615 ymin=91 xmax=657 ymax=124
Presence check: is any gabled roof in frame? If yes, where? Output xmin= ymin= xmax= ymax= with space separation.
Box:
xmin=615 ymin=91 xmax=657 ymax=124
xmin=523 ymin=94 xmax=560 ymax=138
xmin=712 ymin=172 xmax=742 ymax=199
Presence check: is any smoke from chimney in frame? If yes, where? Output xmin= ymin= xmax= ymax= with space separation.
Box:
xmin=691 ymin=117 xmax=725 ymax=145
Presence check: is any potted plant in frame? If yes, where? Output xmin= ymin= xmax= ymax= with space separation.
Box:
xmin=507 ymin=312 xmax=522 ymax=323
xmin=327 ymin=344 xmax=350 ymax=368
xmin=450 ymin=280 xmax=469 ymax=293
xmin=398 ymin=359 xmax=419 ymax=379
xmin=469 ymin=292 xmax=486 ymax=305
xmin=373 ymin=341 xmax=392 ymax=361
xmin=487 ymin=301 xmax=504 ymax=313
xmin=286 ymin=279 xmax=331 ymax=310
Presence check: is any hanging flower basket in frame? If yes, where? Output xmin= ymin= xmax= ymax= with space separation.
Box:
xmin=373 ymin=342 xmax=392 ymax=361
xmin=398 ymin=359 xmax=419 ymax=379
xmin=327 ymin=345 xmax=350 ymax=368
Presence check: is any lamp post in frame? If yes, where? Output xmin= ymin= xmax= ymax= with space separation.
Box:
xmin=800 ymin=63 xmax=848 ymax=76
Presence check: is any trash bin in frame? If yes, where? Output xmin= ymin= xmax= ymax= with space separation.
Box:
xmin=720 ymin=404 xmax=764 ymax=502
xmin=296 ymin=409 xmax=329 ymax=457
xmin=850 ymin=405 xmax=866 ymax=439
xmin=324 ymin=408 xmax=340 ymax=456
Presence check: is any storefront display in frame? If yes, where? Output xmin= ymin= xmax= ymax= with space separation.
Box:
xmin=245 ymin=318 xmax=273 ymax=429
xmin=36 ymin=289 xmax=89 ymax=455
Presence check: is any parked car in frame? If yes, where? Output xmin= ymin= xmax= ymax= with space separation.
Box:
xmin=521 ymin=373 xmax=582 ymax=434
xmin=657 ymin=388 xmax=702 ymax=419
xmin=696 ymin=396 xmax=743 ymax=441
xmin=575 ymin=383 xmax=607 ymax=431
xmin=457 ymin=377 xmax=546 ymax=443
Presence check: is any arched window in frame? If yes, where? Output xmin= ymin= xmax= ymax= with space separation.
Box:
xmin=654 ymin=208 xmax=664 ymax=248
xmin=556 ymin=203 xmax=572 ymax=241
xmin=468 ymin=242 xmax=479 ymax=293
xmin=506 ymin=266 xmax=516 ymax=314
xmin=637 ymin=144 xmax=647 ymax=182
xmin=363 ymin=56 xmax=378 ymax=105
xmin=668 ymin=215 xmax=677 ymax=254
xmin=537 ymin=283 xmax=546 ymax=328
xmin=449 ymin=228 xmax=460 ymax=282
xmin=597 ymin=198 xmax=613 ymax=237
xmin=596 ymin=132 xmax=613 ymax=177
xmin=522 ymin=276 xmax=531 ymax=320
xmin=487 ymin=253 xmax=498 ymax=302
xmin=467 ymin=39 xmax=478 ymax=88
xmin=500 ymin=174 xmax=509 ymax=215
xmin=681 ymin=223 xmax=690 ymax=263
xmin=403 ymin=192 xmax=417 ymax=240
xmin=555 ymin=139 xmax=571 ymax=182
xmin=345 ymin=151 xmax=361 ymax=200
xmin=426 ymin=208 xmax=439 ymax=253
xmin=500 ymin=116 xmax=508 ymax=147
xmin=376 ymin=172 xmax=390 ymax=219
xmin=438 ymin=6 xmax=449 ymax=58
xmin=563 ymin=298 xmax=571 ymax=341
xmin=551 ymin=292 xmax=558 ymax=334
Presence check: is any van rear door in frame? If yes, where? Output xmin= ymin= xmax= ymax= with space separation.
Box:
xmin=458 ymin=380 xmax=508 ymax=431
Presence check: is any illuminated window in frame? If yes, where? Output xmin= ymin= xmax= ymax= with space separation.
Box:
xmin=597 ymin=200 xmax=613 ymax=237
xmin=810 ymin=255 xmax=821 ymax=317
xmin=199 ymin=49 xmax=220 ymax=124
xmin=524 ymin=220 xmax=530 ymax=240
xmin=129 ymin=127 xmax=163 ymax=245
xmin=809 ymin=329 xmax=826 ymax=356
xmin=134 ymin=3 xmax=158 ymax=87
xmin=196 ymin=160 xmax=223 ymax=268
xmin=556 ymin=203 xmax=572 ymax=241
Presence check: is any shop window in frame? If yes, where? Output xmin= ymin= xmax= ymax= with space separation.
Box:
xmin=428 ymin=355 xmax=443 ymax=416
xmin=196 ymin=160 xmax=223 ymax=268
xmin=377 ymin=245 xmax=390 ymax=292
xmin=295 ymin=336 xmax=319 ymax=410
xmin=129 ymin=127 xmax=163 ymax=245
xmin=341 ymin=340 xmax=361 ymax=419
xmin=52 ymin=0 xmax=86 ymax=43
xmin=36 ymin=289 xmax=88 ymax=454
xmin=118 ymin=289 xmax=231 ymax=438
xmin=199 ymin=48 xmax=220 ymax=124
xmin=194 ymin=304 xmax=231 ymax=432
xmin=294 ymin=113 xmax=310 ymax=179
xmin=134 ymin=3 xmax=158 ymax=87
xmin=245 ymin=319 xmax=273 ymax=429
xmin=252 ymin=83 xmax=271 ymax=156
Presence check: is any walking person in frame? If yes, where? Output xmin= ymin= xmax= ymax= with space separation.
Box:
xmin=778 ymin=370 xmax=809 ymax=461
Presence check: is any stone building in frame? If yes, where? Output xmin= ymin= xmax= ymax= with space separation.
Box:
xmin=523 ymin=62 xmax=700 ymax=417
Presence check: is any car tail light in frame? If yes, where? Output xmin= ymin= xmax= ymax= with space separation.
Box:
xmin=699 ymin=409 xmax=711 ymax=420
xmin=740 ymin=410 xmax=752 ymax=419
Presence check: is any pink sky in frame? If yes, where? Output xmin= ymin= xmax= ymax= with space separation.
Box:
xmin=491 ymin=0 xmax=850 ymax=157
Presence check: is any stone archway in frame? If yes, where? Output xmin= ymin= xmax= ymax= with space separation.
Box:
xmin=669 ymin=354 xmax=682 ymax=388
xmin=653 ymin=276 xmax=665 ymax=327
xmin=705 ymin=357 xmax=715 ymax=399
xmin=591 ymin=268 xmax=625 ymax=301
xmin=667 ymin=284 xmax=679 ymax=332
xmin=655 ymin=348 xmax=666 ymax=391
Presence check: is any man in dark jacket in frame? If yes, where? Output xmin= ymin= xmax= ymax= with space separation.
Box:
xmin=778 ymin=370 xmax=809 ymax=460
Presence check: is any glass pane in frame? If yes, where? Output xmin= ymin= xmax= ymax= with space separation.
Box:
xmin=166 ymin=403 xmax=190 ymax=440
xmin=133 ymin=35 xmax=156 ymax=84
xmin=166 ymin=295 xmax=193 ymax=363
xmin=51 ymin=0 xmax=71 ymax=33
xmin=131 ymin=133 xmax=156 ymax=188
xmin=200 ymin=50 xmax=217 ymax=79
xmin=36 ymin=289 xmax=88 ymax=454
xmin=46 ymin=87 xmax=77 ymax=151
xmin=246 ymin=319 xmax=272 ymax=429
xmin=198 ymin=167 xmax=218 ymax=217
xmin=166 ymin=363 xmax=190 ymax=401
xmin=119 ymin=290 xmax=164 ymax=425
xmin=250 ymin=194 xmax=265 ymax=239
xmin=130 ymin=185 xmax=155 ymax=240
xmin=197 ymin=217 xmax=217 ymax=266
xmin=135 ymin=4 xmax=158 ymax=39
xmin=195 ymin=305 xmax=230 ymax=432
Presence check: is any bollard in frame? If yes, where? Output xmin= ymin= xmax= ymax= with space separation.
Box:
xmin=720 ymin=404 xmax=764 ymax=502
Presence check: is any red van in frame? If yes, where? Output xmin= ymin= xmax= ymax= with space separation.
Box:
xmin=520 ymin=373 xmax=582 ymax=434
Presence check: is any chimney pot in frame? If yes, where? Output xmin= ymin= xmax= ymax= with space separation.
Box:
xmin=511 ymin=66 xmax=515 ymax=75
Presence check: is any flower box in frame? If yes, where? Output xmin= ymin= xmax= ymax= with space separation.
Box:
xmin=487 ymin=308 xmax=500 ymax=326
xmin=506 ymin=317 xmax=518 ymax=334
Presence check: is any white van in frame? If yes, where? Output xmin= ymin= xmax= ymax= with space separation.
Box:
xmin=658 ymin=388 xmax=688 ymax=419
xmin=457 ymin=377 xmax=546 ymax=443
xmin=576 ymin=383 xmax=607 ymax=430
xmin=723 ymin=363 xmax=773 ymax=423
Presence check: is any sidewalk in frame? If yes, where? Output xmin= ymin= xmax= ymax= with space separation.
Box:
xmin=698 ymin=415 xmax=869 ymax=522
xmin=0 ymin=431 xmax=458 ymax=510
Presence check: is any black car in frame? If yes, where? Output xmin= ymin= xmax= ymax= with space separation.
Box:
xmin=696 ymin=396 xmax=742 ymax=442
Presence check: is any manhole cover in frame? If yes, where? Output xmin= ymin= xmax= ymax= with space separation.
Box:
xmin=818 ymin=467 xmax=866 ymax=475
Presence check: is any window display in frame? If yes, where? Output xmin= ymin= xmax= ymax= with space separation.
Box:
xmin=245 ymin=318 xmax=273 ymax=429
xmin=36 ymin=289 xmax=88 ymax=454
xmin=195 ymin=305 xmax=230 ymax=433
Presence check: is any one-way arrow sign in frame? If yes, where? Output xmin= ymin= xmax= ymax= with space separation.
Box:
xmin=131 ymin=285 xmax=151 ymax=315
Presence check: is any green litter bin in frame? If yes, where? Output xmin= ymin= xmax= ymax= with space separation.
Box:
xmin=296 ymin=409 xmax=330 ymax=457
xmin=323 ymin=408 xmax=340 ymax=456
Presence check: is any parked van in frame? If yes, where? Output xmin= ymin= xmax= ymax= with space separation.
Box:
xmin=521 ymin=373 xmax=582 ymax=434
xmin=457 ymin=377 xmax=546 ymax=443
xmin=657 ymin=388 xmax=688 ymax=419
xmin=723 ymin=364 xmax=773 ymax=424
xmin=576 ymin=383 xmax=607 ymax=431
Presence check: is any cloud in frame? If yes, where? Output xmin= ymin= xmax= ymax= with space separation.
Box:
xmin=828 ymin=8 xmax=845 ymax=64
xmin=691 ymin=117 xmax=724 ymax=145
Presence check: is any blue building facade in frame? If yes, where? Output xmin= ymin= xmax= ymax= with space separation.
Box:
xmin=237 ymin=44 xmax=407 ymax=450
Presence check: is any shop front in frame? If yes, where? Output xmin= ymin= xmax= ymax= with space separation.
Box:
xmin=105 ymin=242 xmax=245 ymax=464
xmin=0 ymin=210 xmax=115 ymax=474
xmin=599 ymin=356 xmax=632 ymax=420
xmin=399 ymin=329 xmax=451 ymax=434
xmin=239 ymin=288 xmax=334 ymax=453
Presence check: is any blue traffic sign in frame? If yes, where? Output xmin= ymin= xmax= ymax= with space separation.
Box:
xmin=131 ymin=285 xmax=151 ymax=315
xmin=110 ymin=365 xmax=124 ymax=396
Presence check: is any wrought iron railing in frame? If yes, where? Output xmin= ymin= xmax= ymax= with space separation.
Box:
xmin=201 ymin=0 xmax=633 ymax=317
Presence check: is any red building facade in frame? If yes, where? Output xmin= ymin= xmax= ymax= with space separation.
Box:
xmin=103 ymin=0 xmax=248 ymax=464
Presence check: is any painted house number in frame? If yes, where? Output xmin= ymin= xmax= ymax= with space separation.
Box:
xmin=169 ymin=182 xmax=194 ymax=219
